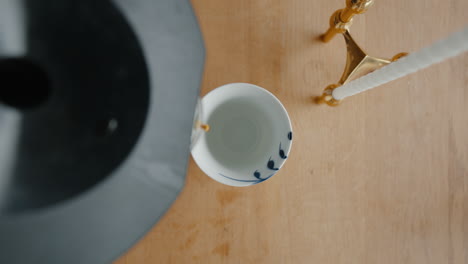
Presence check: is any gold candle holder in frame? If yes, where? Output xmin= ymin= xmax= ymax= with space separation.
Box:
xmin=316 ymin=0 xmax=407 ymax=106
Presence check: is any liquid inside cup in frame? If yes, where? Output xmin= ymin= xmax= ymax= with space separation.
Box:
xmin=205 ymin=97 xmax=276 ymax=171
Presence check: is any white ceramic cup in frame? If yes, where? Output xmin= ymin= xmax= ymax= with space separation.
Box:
xmin=191 ymin=83 xmax=293 ymax=187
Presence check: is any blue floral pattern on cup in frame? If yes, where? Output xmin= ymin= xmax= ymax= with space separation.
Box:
xmin=218 ymin=131 xmax=292 ymax=185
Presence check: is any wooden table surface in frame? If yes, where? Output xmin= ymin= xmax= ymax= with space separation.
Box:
xmin=116 ymin=0 xmax=468 ymax=263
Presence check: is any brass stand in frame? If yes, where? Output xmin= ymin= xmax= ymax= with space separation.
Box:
xmin=316 ymin=0 xmax=407 ymax=106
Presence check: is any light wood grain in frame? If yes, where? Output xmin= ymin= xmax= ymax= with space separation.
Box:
xmin=115 ymin=0 xmax=468 ymax=263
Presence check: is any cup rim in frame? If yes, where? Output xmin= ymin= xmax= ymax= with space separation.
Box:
xmin=191 ymin=83 xmax=293 ymax=187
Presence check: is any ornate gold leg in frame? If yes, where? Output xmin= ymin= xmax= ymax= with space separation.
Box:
xmin=321 ymin=0 xmax=374 ymax=43
xmin=316 ymin=30 xmax=408 ymax=106
xmin=315 ymin=84 xmax=341 ymax=106
xmin=316 ymin=0 xmax=408 ymax=106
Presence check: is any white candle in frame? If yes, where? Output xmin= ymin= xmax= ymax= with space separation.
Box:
xmin=332 ymin=26 xmax=468 ymax=100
